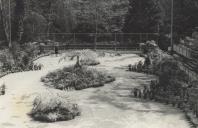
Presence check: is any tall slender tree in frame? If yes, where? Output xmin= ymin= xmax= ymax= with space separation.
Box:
xmin=0 ymin=0 xmax=12 ymax=46
xmin=12 ymin=0 xmax=25 ymax=41
xmin=0 ymin=0 xmax=24 ymax=46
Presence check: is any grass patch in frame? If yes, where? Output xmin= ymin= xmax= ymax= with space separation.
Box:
xmin=30 ymin=91 xmax=80 ymax=122
xmin=41 ymin=66 xmax=115 ymax=90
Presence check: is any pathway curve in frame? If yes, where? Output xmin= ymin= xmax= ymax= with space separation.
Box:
xmin=0 ymin=53 xmax=190 ymax=128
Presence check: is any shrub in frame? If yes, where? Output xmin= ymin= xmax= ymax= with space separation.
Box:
xmin=0 ymin=83 xmax=5 ymax=95
xmin=0 ymin=49 xmax=15 ymax=72
xmin=143 ymin=56 xmax=151 ymax=68
xmin=41 ymin=66 xmax=115 ymax=90
xmin=60 ymin=49 xmax=100 ymax=66
xmin=151 ymin=57 xmax=189 ymax=99
xmin=136 ymin=61 xmax=143 ymax=72
xmin=0 ymin=43 xmax=39 ymax=73
xmin=30 ymin=91 xmax=80 ymax=122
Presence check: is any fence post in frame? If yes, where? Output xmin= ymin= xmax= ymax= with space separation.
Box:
xmin=94 ymin=33 xmax=97 ymax=50
xmin=146 ymin=33 xmax=148 ymax=41
xmin=122 ymin=33 xmax=124 ymax=45
xmin=114 ymin=33 xmax=117 ymax=51
xmin=74 ymin=33 xmax=76 ymax=43
xmin=53 ymin=33 xmax=55 ymax=42
xmin=140 ymin=33 xmax=142 ymax=43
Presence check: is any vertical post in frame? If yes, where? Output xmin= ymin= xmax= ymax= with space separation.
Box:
xmin=32 ymin=23 xmax=35 ymax=33
xmin=53 ymin=33 xmax=55 ymax=42
xmin=170 ymin=0 xmax=174 ymax=54
xmin=157 ymin=24 xmax=160 ymax=45
xmin=140 ymin=33 xmax=142 ymax=43
xmin=94 ymin=0 xmax=98 ymax=50
xmin=9 ymin=0 xmax=11 ymax=48
xmin=94 ymin=33 xmax=97 ymax=50
xmin=122 ymin=33 xmax=124 ymax=46
xmin=114 ymin=33 xmax=117 ymax=51
xmin=47 ymin=1 xmax=52 ymax=39
xmin=146 ymin=33 xmax=148 ymax=41
xmin=74 ymin=33 xmax=76 ymax=43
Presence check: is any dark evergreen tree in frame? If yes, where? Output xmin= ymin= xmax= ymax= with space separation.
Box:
xmin=123 ymin=0 xmax=161 ymax=33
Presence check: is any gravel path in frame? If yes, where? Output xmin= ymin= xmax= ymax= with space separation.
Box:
xmin=0 ymin=54 xmax=190 ymax=128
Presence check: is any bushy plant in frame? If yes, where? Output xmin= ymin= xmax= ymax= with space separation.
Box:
xmin=0 ymin=49 xmax=15 ymax=72
xmin=41 ymin=66 xmax=115 ymax=90
xmin=143 ymin=56 xmax=151 ymax=68
xmin=60 ymin=49 xmax=100 ymax=66
xmin=0 ymin=43 xmax=40 ymax=73
xmin=30 ymin=91 xmax=80 ymax=122
xmin=154 ymin=57 xmax=189 ymax=98
xmin=0 ymin=83 xmax=5 ymax=95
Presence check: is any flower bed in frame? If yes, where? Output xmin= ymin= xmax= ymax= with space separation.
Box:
xmin=41 ymin=66 xmax=115 ymax=90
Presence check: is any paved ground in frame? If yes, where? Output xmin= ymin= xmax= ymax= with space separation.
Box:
xmin=0 ymin=53 xmax=190 ymax=128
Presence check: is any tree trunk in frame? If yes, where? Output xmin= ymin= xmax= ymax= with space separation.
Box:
xmin=0 ymin=0 xmax=10 ymax=46
xmin=74 ymin=56 xmax=81 ymax=69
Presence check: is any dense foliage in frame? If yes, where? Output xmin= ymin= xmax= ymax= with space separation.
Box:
xmin=30 ymin=91 xmax=80 ymax=122
xmin=0 ymin=0 xmax=198 ymax=49
xmin=0 ymin=43 xmax=40 ymax=73
xmin=123 ymin=0 xmax=161 ymax=33
xmin=41 ymin=66 xmax=115 ymax=90
xmin=156 ymin=57 xmax=188 ymax=96
xmin=0 ymin=0 xmax=130 ymax=44
xmin=159 ymin=0 xmax=198 ymax=50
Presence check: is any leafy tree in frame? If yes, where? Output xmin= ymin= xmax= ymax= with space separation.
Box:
xmin=71 ymin=0 xmax=128 ymax=33
xmin=107 ymin=0 xmax=129 ymax=33
xmin=123 ymin=0 xmax=161 ymax=33
xmin=21 ymin=12 xmax=47 ymax=42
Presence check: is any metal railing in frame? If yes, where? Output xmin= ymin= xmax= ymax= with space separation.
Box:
xmin=36 ymin=33 xmax=159 ymax=45
xmin=173 ymin=44 xmax=198 ymax=81
xmin=40 ymin=44 xmax=140 ymax=51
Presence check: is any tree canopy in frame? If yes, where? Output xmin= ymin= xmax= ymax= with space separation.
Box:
xmin=0 ymin=0 xmax=198 ymax=48
xmin=123 ymin=0 xmax=161 ymax=33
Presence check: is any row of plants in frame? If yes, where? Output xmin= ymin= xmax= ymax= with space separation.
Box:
xmin=132 ymin=43 xmax=198 ymax=122
xmin=131 ymin=56 xmax=190 ymax=108
xmin=128 ymin=57 xmax=151 ymax=74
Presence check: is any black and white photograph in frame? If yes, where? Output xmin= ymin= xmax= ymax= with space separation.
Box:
xmin=0 ymin=0 xmax=198 ymax=128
